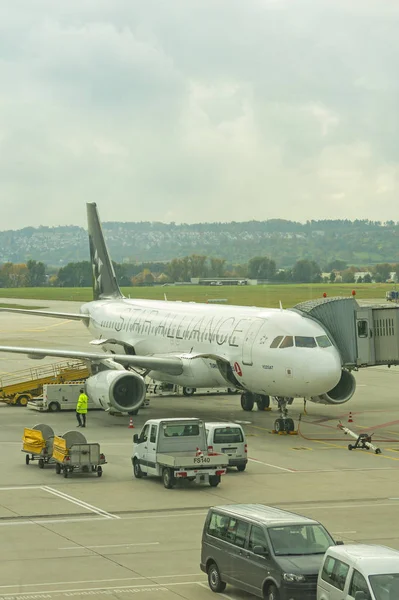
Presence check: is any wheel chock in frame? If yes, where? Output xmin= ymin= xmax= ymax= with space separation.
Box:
xmin=263 ymin=407 xmax=272 ymax=411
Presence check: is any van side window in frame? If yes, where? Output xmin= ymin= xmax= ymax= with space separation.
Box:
xmin=350 ymin=569 xmax=371 ymax=599
xmin=150 ymin=425 xmax=157 ymax=444
xmin=207 ymin=513 xmax=248 ymax=548
xmin=322 ymin=556 xmax=349 ymax=591
xmin=333 ymin=560 xmax=349 ymax=591
xmin=225 ymin=518 xmax=249 ymax=548
xmin=321 ymin=556 xmax=335 ymax=584
xmin=249 ymin=525 xmax=267 ymax=552
xmin=208 ymin=512 xmax=229 ymax=539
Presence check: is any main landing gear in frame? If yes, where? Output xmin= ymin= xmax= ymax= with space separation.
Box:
xmin=240 ymin=393 xmax=295 ymax=433
xmin=241 ymin=392 xmax=270 ymax=412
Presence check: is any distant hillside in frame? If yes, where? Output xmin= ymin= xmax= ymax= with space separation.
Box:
xmin=1 ymin=219 xmax=399 ymax=268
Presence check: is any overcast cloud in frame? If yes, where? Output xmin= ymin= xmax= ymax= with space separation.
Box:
xmin=1 ymin=0 xmax=399 ymax=229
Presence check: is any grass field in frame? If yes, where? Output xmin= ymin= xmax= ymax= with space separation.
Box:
xmin=0 ymin=283 xmax=391 ymax=308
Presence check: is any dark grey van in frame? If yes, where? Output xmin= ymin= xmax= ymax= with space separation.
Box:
xmin=200 ymin=504 xmax=339 ymax=600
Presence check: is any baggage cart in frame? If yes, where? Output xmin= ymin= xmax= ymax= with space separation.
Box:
xmin=22 ymin=423 xmax=55 ymax=468
xmin=52 ymin=430 xmax=107 ymax=478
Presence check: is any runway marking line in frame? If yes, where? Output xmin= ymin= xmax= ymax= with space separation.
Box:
xmin=42 ymin=487 xmax=120 ymax=520
xmin=59 ymin=542 xmax=160 ymax=550
xmin=0 ymin=574 xmax=202 ymax=591
xmin=0 ymin=580 xmax=206 ymax=598
xmin=248 ymin=457 xmax=295 ymax=472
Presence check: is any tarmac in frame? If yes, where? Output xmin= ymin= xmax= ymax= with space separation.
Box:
xmin=1 ymin=298 xmax=399 ymax=600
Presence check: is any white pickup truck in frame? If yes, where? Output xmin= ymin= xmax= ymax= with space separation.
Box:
xmin=132 ymin=418 xmax=228 ymax=489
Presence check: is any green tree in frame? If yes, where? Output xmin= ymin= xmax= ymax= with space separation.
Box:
xmin=373 ymin=263 xmax=393 ymax=282
xmin=247 ymin=256 xmax=276 ymax=279
xmin=292 ymin=260 xmax=321 ymax=283
xmin=57 ymin=261 xmax=92 ymax=287
xmin=26 ymin=260 xmax=46 ymax=287
xmin=324 ymin=259 xmax=348 ymax=272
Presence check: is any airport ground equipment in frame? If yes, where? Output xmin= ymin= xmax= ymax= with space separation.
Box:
xmin=145 ymin=379 xmax=237 ymax=397
xmin=337 ymin=422 xmax=381 ymax=454
xmin=386 ymin=290 xmax=399 ymax=302
xmin=28 ymin=382 xmax=92 ymax=412
xmin=132 ymin=418 xmax=228 ymax=489
xmin=0 ymin=360 xmax=89 ymax=406
xmin=22 ymin=423 xmax=55 ymax=468
xmin=52 ymin=430 xmax=106 ymax=478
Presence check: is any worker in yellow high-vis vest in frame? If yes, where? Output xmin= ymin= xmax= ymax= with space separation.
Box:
xmin=76 ymin=388 xmax=88 ymax=428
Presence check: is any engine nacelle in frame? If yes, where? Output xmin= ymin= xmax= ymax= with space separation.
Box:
xmin=85 ymin=370 xmax=146 ymax=413
xmin=309 ymin=369 xmax=356 ymax=405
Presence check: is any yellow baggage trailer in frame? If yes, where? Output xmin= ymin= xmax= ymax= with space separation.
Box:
xmin=22 ymin=423 xmax=55 ymax=468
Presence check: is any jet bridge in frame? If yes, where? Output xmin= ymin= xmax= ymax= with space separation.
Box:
xmin=291 ymin=296 xmax=399 ymax=369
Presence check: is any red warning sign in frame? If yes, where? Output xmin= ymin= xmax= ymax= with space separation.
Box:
xmin=234 ymin=362 xmax=242 ymax=377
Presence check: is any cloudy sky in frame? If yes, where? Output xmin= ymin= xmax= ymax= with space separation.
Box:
xmin=1 ymin=0 xmax=399 ymax=229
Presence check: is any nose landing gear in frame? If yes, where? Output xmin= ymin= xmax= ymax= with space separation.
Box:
xmin=273 ymin=397 xmax=296 ymax=434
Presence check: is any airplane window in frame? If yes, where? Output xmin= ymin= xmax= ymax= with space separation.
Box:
xmin=279 ymin=336 xmax=293 ymax=348
xmin=316 ymin=335 xmax=332 ymax=348
xmin=270 ymin=336 xmax=284 ymax=348
xmin=295 ymin=336 xmax=317 ymax=348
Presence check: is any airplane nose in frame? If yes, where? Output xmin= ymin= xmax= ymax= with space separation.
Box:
xmin=303 ymin=349 xmax=342 ymax=394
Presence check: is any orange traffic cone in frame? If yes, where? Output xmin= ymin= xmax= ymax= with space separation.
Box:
xmin=128 ymin=417 xmax=134 ymax=429
xmin=348 ymin=412 xmax=353 ymax=424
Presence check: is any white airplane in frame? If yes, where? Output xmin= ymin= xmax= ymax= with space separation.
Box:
xmin=0 ymin=203 xmax=356 ymax=431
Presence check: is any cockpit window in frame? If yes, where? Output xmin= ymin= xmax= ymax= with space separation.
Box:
xmin=280 ymin=336 xmax=294 ymax=348
xmin=295 ymin=336 xmax=317 ymax=348
xmin=316 ymin=335 xmax=332 ymax=348
xmin=270 ymin=336 xmax=284 ymax=348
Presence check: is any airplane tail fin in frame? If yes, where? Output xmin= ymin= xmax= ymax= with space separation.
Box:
xmin=87 ymin=202 xmax=123 ymax=301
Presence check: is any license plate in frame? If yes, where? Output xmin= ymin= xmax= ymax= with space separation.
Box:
xmin=222 ymin=448 xmax=237 ymax=454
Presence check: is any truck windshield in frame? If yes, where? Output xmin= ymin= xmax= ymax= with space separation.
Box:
xmin=213 ymin=427 xmax=243 ymax=444
xmin=268 ymin=524 xmax=333 ymax=556
xmin=163 ymin=424 xmax=200 ymax=437
xmin=369 ymin=574 xmax=399 ymax=600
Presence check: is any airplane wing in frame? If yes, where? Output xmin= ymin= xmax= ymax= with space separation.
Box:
xmin=0 ymin=345 xmax=183 ymax=375
xmin=0 ymin=307 xmax=89 ymax=321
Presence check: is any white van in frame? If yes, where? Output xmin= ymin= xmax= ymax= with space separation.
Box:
xmin=317 ymin=544 xmax=399 ymax=600
xmin=29 ymin=383 xmax=94 ymax=412
xmin=205 ymin=422 xmax=247 ymax=471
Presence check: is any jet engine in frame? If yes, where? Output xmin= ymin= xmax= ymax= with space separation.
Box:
xmin=309 ymin=369 xmax=356 ymax=405
xmin=85 ymin=370 xmax=146 ymax=413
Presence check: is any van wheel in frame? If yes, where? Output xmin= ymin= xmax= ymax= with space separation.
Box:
xmin=38 ymin=459 xmax=44 ymax=469
xmin=209 ymin=475 xmax=221 ymax=487
xmin=162 ymin=468 xmax=175 ymax=489
xmin=48 ymin=402 xmax=60 ymax=412
xmin=265 ymin=584 xmax=279 ymax=600
xmin=133 ymin=459 xmax=143 ymax=479
xmin=237 ymin=464 xmax=246 ymax=472
xmin=55 ymin=463 xmax=61 ymax=474
xmin=207 ymin=562 xmax=226 ymax=593
xmin=25 ymin=454 xmax=30 ymax=465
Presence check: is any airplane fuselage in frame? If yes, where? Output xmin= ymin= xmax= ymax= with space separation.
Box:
xmin=81 ymin=298 xmax=343 ymax=398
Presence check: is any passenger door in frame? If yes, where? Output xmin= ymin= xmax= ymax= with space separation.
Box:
xmin=318 ymin=555 xmax=351 ymax=600
xmin=222 ymin=517 xmax=250 ymax=589
xmin=242 ymin=525 xmax=271 ymax=596
xmin=347 ymin=569 xmax=372 ymax=600
xmin=136 ymin=424 xmax=150 ymax=473
xmin=146 ymin=424 xmax=158 ymax=475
